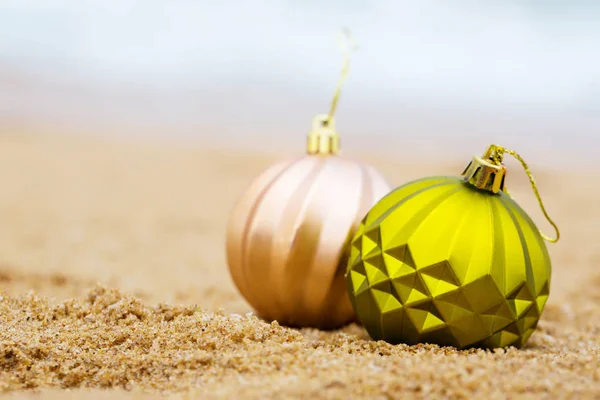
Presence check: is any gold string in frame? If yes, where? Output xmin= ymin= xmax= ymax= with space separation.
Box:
xmin=490 ymin=144 xmax=560 ymax=243
xmin=327 ymin=28 xmax=358 ymax=123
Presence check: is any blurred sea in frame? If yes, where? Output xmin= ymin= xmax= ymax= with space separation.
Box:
xmin=0 ymin=1 xmax=599 ymax=166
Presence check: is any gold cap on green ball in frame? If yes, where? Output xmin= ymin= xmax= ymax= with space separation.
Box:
xmin=461 ymin=145 xmax=507 ymax=194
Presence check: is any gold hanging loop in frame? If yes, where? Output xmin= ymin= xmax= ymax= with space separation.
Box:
xmin=491 ymin=144 xmax=560 ymax=243
xmin=307 ymin=28 xmax=357 ymax=155
xmin=328 ymin=27 xmax=357 ymax=121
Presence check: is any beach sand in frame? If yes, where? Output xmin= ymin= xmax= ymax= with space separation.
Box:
xmin=0 ymin=128 xmax=598 ymax=399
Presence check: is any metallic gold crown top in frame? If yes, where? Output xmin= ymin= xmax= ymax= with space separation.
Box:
xmin=306 ymin=114 xmax=340 ymax=155
xmin=461 ymin=145 xmax=507 ymax=194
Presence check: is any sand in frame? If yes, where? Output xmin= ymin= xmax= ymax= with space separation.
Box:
xmin=0 ymin=129 xmax=598 ymax=399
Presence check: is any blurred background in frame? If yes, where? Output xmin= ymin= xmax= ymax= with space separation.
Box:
xmin=0 ymin=5 xmax=599 ymax=397
xmin=1 ymin=0 xmax=599 ymax=165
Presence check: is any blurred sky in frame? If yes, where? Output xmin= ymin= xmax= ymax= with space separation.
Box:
xmin=0 ymin=0 xmax=599 ymax=160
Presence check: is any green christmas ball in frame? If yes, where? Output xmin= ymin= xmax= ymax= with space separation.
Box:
xmin=345 ymin=146 xmax=556 ymax=349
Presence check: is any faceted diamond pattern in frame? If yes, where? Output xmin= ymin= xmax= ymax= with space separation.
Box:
xmin=346 ymin=215 xmax=549 ymax=349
